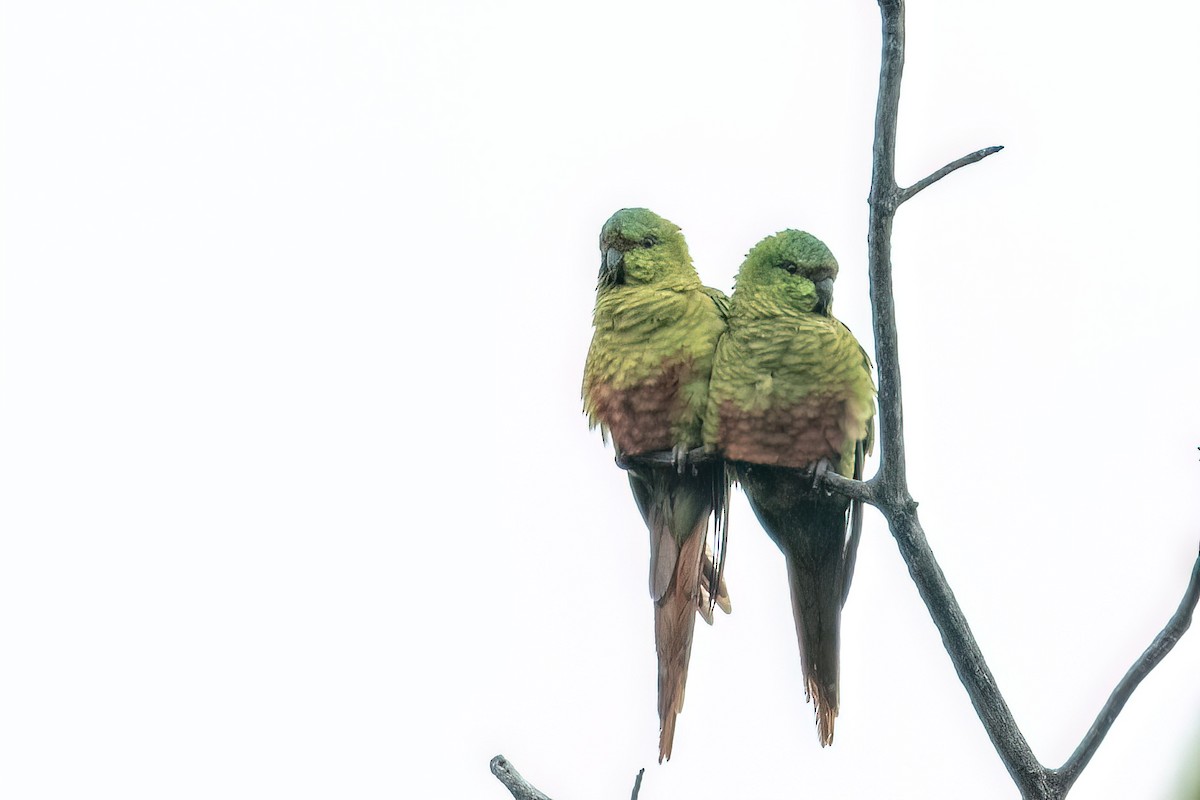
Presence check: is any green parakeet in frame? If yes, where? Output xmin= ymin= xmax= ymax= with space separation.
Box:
xmin=582 ymin=208 xmax=731 ymax=762
xmin=704 ymin=230 xmax=874 ymax=746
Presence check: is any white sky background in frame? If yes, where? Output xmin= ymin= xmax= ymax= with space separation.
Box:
xmin=2 ymin=1 xmax=1199 ymax=798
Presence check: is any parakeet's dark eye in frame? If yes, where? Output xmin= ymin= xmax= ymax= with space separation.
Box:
xmin=780 ymin=261 xmax=799 ymax=275
xmin=641 ymin=236 xmax=658 ymax=249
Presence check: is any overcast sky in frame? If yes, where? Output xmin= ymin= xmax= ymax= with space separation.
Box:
xmin=3 ymin=2 xmax=1199 ymax=799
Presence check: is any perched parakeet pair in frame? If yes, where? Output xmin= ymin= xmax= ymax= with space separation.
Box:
xmin=583 ymin=208 xmax=874 ymax=756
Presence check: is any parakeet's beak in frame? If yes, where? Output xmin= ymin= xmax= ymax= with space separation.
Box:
xmin=598 ymin=246 xmax=626 ymax=286
xmin=814 ymin=276 xmax=835 ymax=315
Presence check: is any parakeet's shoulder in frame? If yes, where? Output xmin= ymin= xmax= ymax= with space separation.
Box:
xmin=700 ymin=285 xmax=731 ymax=318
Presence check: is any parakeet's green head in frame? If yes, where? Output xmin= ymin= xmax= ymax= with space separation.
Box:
xmin=597 ymin=208 xmax=698 ymax=290
xmin=733 ymin=230 xmax=839 ymax=316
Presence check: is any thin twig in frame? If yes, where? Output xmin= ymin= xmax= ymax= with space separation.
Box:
xmin=617 ymin=448 xmax=715 ymax=470
xmin=630 ymin=768 xmax=645 ymax=800
xmin=490 ymin=755 xmax=554 ymax=800
xmin=625 ymin=449 xmax=876 ymax=508
xmin=1052 ymin=550 xmax=1200 ymax=793
xmin=820 ymin=471 xmax=876 ymax=504
xmin=898 ymin=146 xmax=1004 ymax=205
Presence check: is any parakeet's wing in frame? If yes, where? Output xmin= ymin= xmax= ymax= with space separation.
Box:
xmin=837 ymin=320 xmax=875 ymax=608
xmin=700 ymin=457 xmax=730 ymax=622
xmin=697 ymin=283 xmax=732 ymax=620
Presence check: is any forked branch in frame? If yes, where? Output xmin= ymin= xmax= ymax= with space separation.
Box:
xmin=856 ymin=1 xmax=1197 ymax=797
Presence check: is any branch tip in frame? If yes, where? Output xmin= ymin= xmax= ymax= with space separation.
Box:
xmin=899 ymin=144 xmax=1005 ymax=205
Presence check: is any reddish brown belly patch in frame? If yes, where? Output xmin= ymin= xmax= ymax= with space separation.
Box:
xmin=587 ymin=360 xmax=693 ymax=456
xmin=717 ymin=396 xmax=847 ymax=469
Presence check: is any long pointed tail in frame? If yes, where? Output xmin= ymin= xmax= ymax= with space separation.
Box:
xmin=781 ymin=508 xmax=845 ymax=746
xmin=654 ymin=519 xmax=707 ymax=762
xmin=628 ymin=462 xmax=729 ymax=762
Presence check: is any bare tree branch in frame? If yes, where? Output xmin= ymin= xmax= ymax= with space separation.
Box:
xmin=623 ymin=452 xmax=878 ymax=509
xmin=630 ymin=768 xmax=645 ymax=800
xmin=876 ymin=504 xmax=1050 ymax=794
xmin=860 ymin=1 xmax=1198 ymax=797
xmin=898 ymin=146 xmax=1004 ymax=205
xmin=616 ymin=448 xmax=714 ymax=471
xmin=1053 ymin=550 xmax=1200 ymax=793
xmin=489 ymin=756 xmax=645 ymax=800
xmin=820 ymin=471 xmax=876 ymax=504
xmin=490 ymin=755 xmax=554 ymax=800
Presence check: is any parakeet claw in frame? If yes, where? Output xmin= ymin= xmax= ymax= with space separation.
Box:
xmin=809 ymin=458 xmax=833 ymax=491
xmin=671 ymin=444 xmax=691 ymax=475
